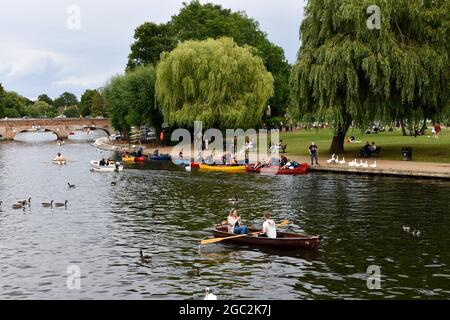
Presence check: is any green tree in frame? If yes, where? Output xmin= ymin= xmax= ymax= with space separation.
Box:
xmin=290 ymin=0 xmax=449 ymax=153
xmin=126 ymin=22 xmax=177 ymax=70
xmin=25 ymin=101 xmax=57 ymax=118
xmin=91 ymin=91 xmax=107 ymax=117
xmin=37 ymin=94 xmax=53 ymax=106
xmin=0 ymin=83 xmax=5 ymax=116
xmin=156 ymin=37 xmax=274 ymax=129
xmin=63 ymin=105 xmax=81 ymax=118
xmin=80 ymin=89 xmax=97 ymax=116
xmin=127 ymin=1 xmax=290 ymax=116
xmin=4 ymin=108 xmax=21 ymax=118
xmin=0 ymin=91 xmax=27 ymax=117
xmin=104 ymin=65 xmax=162 ymax=137
xmin=54 ymin=92 xmax=79 ymax=108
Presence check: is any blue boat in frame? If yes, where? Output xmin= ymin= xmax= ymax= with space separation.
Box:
xmin=174 ymin=159 xmax=191 ymax=166
xmin=149 ymin=154 xmax=171 ymax=161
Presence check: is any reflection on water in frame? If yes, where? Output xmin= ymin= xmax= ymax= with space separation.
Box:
xmin=0 ymin=133 xmax=449 ymax=299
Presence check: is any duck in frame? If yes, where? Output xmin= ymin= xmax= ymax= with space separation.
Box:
xmin=412 ymin=226 xmax=421 ymax=237
xmin=327 ymin=154 xmax=336 ymax=164
xmin=54 ymin=200 xmax=68 ymax=208
xmin=403 ymin=224 xmax=411 ymax=232
xmin=228 ymin=195 xmax=239 ymax=203
xmin=339 ymin=157 xmax=346 ymax=165
xmin=111 ymin=182 xmax=117 ymax=186
xmin=42 ymin=200 xmax=54 ymax=208
xmin=187 ymin=267 xmax=201 ymax=277
xmin=370 ymin=161 xmax=377 ymax=169
xmin=140 ymin=250 xmax=151 ymax=264
xmin=204 ymin=287 xmax=218 ymax=300
xmin=68 ymin=183 xmax=76 ymax=189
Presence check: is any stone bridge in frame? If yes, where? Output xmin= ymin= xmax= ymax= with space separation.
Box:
xmin=0 ymin=118 xmax=114 ymax=140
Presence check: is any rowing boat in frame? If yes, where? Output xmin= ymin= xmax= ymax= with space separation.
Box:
xmin=90 ymin=161 xmax=124 ymax=172
xmin=212 ymin=226 xmax=321 ymax=250
xmin=52 ymin=159 xmax=67 ymax=165
xmin=199 ymin=164 xmax=247 ymax=173
xmin=149 ymin=154 xmax=171 ymax=161
xmin=245 ymin=163 xmax=308 ymax=175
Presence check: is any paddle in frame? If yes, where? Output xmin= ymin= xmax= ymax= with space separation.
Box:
xmin=201 ymin=220 xmax=289 ymax=245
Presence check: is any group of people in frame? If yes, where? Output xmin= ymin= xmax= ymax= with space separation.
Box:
xmin=227 ymin=209 xmax=277 ymax=239
xmin=361 ymin=141 xmax=378 ymax=158
xmin=99 ymin=158 xmax=115 ymax=166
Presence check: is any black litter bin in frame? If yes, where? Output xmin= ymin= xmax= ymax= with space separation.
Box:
xmin=402 ymin=147 xmax=413 ymax=161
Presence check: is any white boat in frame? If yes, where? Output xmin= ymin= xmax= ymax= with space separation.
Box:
xmin=90 ymin=160 xmax=124 ymax=172
xmin=53 ymin=158 xmax=67 ymax=165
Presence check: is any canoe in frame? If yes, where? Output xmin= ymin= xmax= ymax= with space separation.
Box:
xmin=245 ymin=163 xmax=308 ymax=175
xmin=149 ymin=154 xmax=171 ymax=161
xmin=122 ymin=156 xmax=135 ymax=163
xmin=174 ymin=159 xmax=191 ymax=166
xmin=90 ymin=161 xmax=124 ymax=172
xmin=134 ymin=156 xmax=146 ymax=162
xmin=212 ymin=226 xmax=321 ymax=250
xmin=199 ymin=164 xmax=247 ymax=173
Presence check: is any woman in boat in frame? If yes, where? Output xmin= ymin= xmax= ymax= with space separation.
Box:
xmin=227 ymin=209 xmax=248 ymax=235
xmin=99 ymin=158 xmax=107 ymax=166
xmin=259 ymin=212 xmax=277 ymax=239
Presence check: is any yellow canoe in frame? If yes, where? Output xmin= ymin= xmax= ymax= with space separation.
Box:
xmin=122 ymin=157 xmax=136 ymax=163
xmin=199 ymin=164 xmax=247 ymax=173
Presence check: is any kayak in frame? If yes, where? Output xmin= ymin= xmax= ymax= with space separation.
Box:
xmin=90 ymin=161 xmax=124 ymax=172
xmin=174 ymin=159 xmax=191 ymax=166
xmin=212 ymin=226 xmax=321 ymax=250
xmin=134 ymin=156 xmax=146 ymax=162
xmin=245 ymin=164 xmax=308 ymax=175
xmin=199 ymin=164 xmax=247 ymax=173
xmin=149 ymin=154 xmax=171 ymax=161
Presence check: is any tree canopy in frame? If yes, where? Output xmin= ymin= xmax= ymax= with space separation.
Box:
xmin=155 ymin=37 xmax=274 ymax=129
xmin=127 ymin=0 xmax=290 ymax=117
xmin=290 ymin=0 xmax=450 ymax=153
xmin=54 ymin=92 xmax=79 ymax=108
xmin=104 ymin=65 xmax=162 ymax=137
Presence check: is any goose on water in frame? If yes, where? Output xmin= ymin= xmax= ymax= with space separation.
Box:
xmin=42 ymin=201 xmax=54 ymax=208
xmin=54 ymin=200 xmax=68 ymax=208
xmin=412 ymin=226 xmax=421 ymax=237
xmin=204 ymin=288 xmax=218 ymax=300
xmin=12 ymin=201 xmax=26 ymax=209
xmin=403 ymin=224 xmax=411 ymax=232
xmin=140 ymin=250 xmax=151 ymax=264
xmin=68 ymin=183 xmax=76 ymax=189
xmin=187 ymin=268 xmax=201 ymax=277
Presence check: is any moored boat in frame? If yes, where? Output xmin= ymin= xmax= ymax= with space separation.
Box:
xmin=199 ymin=164 xmax=247 ymax=173
xmin=149 ymin=154 xmax=171 ymax=161
xmin=174 ymin=159 xmax=191 ymax=166
xmin=245 ymin=163 xmax=308 ymax=175
xmin=134 ymin=156 xmax=146 ymax=162
xmin=122 ymin=156 xmax=136 ymax=163
xmin=212 ymin=226 xmax=321 ymax=250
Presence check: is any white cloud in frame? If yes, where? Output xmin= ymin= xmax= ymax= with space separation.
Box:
xmin=52 ymin=74 xmax=116 ymax=88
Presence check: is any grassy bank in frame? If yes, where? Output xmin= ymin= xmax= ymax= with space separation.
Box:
xmin=280 ymin=127 xmax=450 ymax=163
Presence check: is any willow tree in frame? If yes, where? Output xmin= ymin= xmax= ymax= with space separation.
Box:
xmin=290 ymin=0 xmax=449 ymax=153
xmin=156 ymin=37 xmax=274 ymax=129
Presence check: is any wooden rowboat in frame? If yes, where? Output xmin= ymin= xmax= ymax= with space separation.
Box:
xmin=245 ymin=163 xmax=308 ymax=175
xmin=199 ymin=164 xmax=247 ymax=173
xmin=212 ymin=226 xmax=321 ymax=250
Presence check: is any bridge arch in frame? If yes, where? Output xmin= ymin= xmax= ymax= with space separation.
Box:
xmin=14 ymin=128 xmax=61 ymax=140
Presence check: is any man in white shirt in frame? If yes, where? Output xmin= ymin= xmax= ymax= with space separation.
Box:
xmin=261 ymin=212 xmax=277 ymax=239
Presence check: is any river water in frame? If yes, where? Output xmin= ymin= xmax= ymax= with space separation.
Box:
xmin=0 ymin=132 xmax=449 ymax=300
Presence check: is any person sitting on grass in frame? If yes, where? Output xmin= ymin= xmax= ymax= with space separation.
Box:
xmin=227 ymin=209 xmax=248 ymax=235
xmin=362 ymin=142 xmax=372 ymax=157
xmin=371 ymin=142 xmax=377 ymax=152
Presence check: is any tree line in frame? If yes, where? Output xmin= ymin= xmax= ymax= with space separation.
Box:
xmin=0 ymin=85 xmax=108 ymax=119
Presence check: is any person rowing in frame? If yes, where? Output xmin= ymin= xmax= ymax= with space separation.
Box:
xmin=227 ymin=209 xmax=248 ymax=235
xmin=259 ymin=212 xmax=277 ymax=239
xmin=54 ymin=153 xmax=65 ymax=161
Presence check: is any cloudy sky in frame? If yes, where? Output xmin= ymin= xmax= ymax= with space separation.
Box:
xmin=0 ymin=0 xmax=306 ymax=99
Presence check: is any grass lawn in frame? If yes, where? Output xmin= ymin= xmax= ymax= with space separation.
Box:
xmin=280 ymin=127 xmax=450 ymax=163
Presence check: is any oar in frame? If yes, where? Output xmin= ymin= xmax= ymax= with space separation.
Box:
xmin=201 ymin=220 xmax=289 ymax=245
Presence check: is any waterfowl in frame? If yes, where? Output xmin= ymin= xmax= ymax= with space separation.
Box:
xmin=361 ymin=161 xmax=369 ymax=168
xmin=54 ymin=200 xmax=68 ymax=208
xmin=204 ymin=288 xmax=218 ymax=300
xmin=68 ymin=183 xmax=76 ymax=189
xmin=370 ymin=161 xmax=377 ymax=169
xmin=348 ymin=160 xmax=356 ymax=167
xmin=354 ymin=160 xmax=361 ymax=168
xmin=111 ymin=182 xmax=117 ymax=186
xmin=327 ymin=154 xmax=336 ymax=164
xmin=228 ymin=195 xmax=239 ymax=203
xmin=12 ymin=202 xmax=25 ymax=209
xmin=412 ymin=226 xmax=421 ymax=237
xmin=140 ymin=250 xmax=151 ymax=264
xmin=403 ymin=224 xmax=411 ymax=232
xmin=42 ymin=201 xmax=54 ymax=208
xmin=339 ymin=158 xmax=346 ymax=165
xmin=187 ymin=268 xmax=201 ymax=277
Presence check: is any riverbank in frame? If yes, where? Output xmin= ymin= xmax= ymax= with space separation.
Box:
xmin=94 ymin=138 xmax=450 ymax=180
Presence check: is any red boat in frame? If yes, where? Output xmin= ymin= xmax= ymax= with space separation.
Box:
xmin=134 ymin=156 xmax=146 ymax=162
xmin=245 ymin=163 xmax=308 ymax=175
xmin=213 ymin=226 xmax=321 ymax=250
